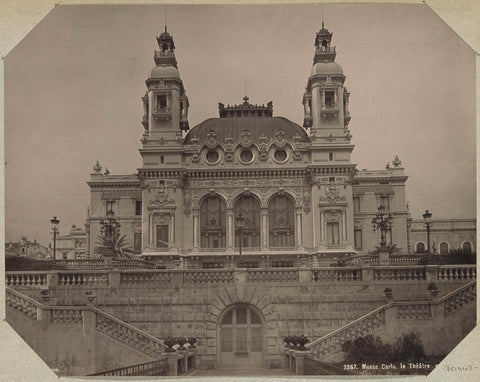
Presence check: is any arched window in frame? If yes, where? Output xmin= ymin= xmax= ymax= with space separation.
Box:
xmin=416 ymin=242 xmax=426 ymax=253
xmin=439 ymin=242 xmax=449 ymax=255
xmin=268 ymin=194 xmax=295 ymax=248
xmin=463 ymin=242 xmax=472 ymax=254
xmin=234 ymin=195 xmax=260 ymax=248
xmin=200 ymin=196 xmax=226 ymax=249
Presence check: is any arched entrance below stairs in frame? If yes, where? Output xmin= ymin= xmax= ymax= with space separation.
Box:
xmin=218 ymin=304 xmax=264 ymax=368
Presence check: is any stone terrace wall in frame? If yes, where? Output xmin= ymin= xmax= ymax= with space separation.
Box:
xmin=6 ymin=265 xmax=476 ymax=369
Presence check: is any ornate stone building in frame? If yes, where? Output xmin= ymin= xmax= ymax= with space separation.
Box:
xmin=6 ymin=21 xmax=477 ymax=378
xmin=56 ymin=225 xmax=88 ymax=260
xmin=85 ymin=24 xmax=468 ymax=268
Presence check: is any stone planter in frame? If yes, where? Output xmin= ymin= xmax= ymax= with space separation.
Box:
xmin=384 ymin=288 xmax=394 ymax=300
xmin=40 ymin=288 xmax=51 ymax=304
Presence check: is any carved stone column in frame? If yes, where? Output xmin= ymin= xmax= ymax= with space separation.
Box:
xmin=261 ymin=208 xmax=268 ymax=249
xmin=320 ymin=210 xmax=324 ymax=241
xmin=226 ymin=208 xmax=234 ymax=250
xmin=295 ymin=207 xmax=303 ymax=248
xmin=192 ymin=209 xmax=199 ymax=250
xmin=149 ymin=213 xmax=154 ymax=245
xmin=169 ymin=212 xmax=175 ymax=246
xmin=342 ymin=210 xmax=347 ymax=241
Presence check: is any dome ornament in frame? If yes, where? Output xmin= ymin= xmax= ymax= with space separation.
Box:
xmin=218 ymin=98 xmax=273 ymax=118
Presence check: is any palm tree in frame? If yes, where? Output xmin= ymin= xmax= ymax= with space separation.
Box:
xmin=94 ymin=234 xmax=133 ymax=259
xmin=371 ymin=243 xmax=402 ymax=255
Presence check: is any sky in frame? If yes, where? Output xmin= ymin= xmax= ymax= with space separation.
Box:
xmin=3 ymin=3 xmax=476 ymax=246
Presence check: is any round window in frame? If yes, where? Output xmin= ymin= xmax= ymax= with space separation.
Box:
xmin=206 ymin=150 xmax=219 ymax=163
xmin=240 ymin=149 xmax=254 ymax=163
xmin=274 ymin=149 xmax=288 ymax=162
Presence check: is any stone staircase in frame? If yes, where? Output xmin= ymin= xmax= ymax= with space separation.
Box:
xmin=5 ymin=287 xmax=168 ymax=375
xmin=305 ymin=280 xmax=476 ymax=362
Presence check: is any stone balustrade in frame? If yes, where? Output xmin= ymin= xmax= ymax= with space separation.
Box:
xmin=6 ymin=287 xmax=169 ymax=359
xmin=183 ymin=270 xmax=234 ymax=283
xmin=444 ymin=281 xmax=476 ymax=317
xmin=305 ymin=280 xmax=476 ymax=362
xmin=58 ymin=271 xmax=109 ymax=287
xmin=6 ymin=272 xmax=48 ymax=287
xmin=54 ymin=259 xmax=106 ymax=269
xmin=89 ymin=359 xmax=169 ymax=376
xmin=5 ymin=265 xmax=476 ymax=290
xmin=343 ymin=255 xmax=379 ymax=265
xmin=438 ymin=266 xmax=476 ymax=281
xmin=373 ymin=266 xmax=426 ymax=281
xmin=247 ymin=269 xmax=299 ymax=282
xmin=51 ymin=308 xmax=84 ymax=324
xmin=312 ymin=267 xmax=362 ymax=282
xmin=6 ymin=288 xmax=39 ymax=319
xmin=306 ymin=305 xmax=388 ymax=359
xmin=120 ymin=270 xmax=174 ymax=285
xmin=389 ymin=254 xmax=424 ymax=264
xmin=397 ymin=303 xmax=432 ymax=319
xmin=112 ymin=259 xmax=156 ymax=269
xmin=94 ymin=309 xmax=167 ymax=358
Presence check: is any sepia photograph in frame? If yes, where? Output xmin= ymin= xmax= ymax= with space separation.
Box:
xmin=2 ymin=2 xmax=477 ymax=379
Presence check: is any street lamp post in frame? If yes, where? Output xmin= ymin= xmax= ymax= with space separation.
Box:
xmin=100 ymin=210 xmax=121 ymax=244
xmin=50 ymin=216 xmax=60 ymax=259
xmin=236 ymin=214 xmax=245 ymax=256
xmin=422 ymin=210 xmax=432 ymax=256
xmin=371 ymin=205 xmax=393 ymax=249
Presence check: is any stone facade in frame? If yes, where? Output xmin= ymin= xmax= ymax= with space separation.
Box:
xmin=56 ymin=225 xmax=88 ymax=260
xmin=409 ymin=219 xmax=476 ymax=255
xmin=5 ymin=236 xmax=51 ymax=258
xmin=84 ymin=24 xmax=442 ymax=269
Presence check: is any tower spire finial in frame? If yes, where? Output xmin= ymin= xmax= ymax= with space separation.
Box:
xmin=164 ymin=5 xmax=167 ymax=32
xmin=322 ymin=5 xmax=324 ymax=29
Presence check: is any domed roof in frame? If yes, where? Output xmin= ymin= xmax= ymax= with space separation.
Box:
xmin=149 ymin=65 xmax=180 ymax=80
xmin=311 ymin=61 xmax=343 ymax=76
xmin=184 ymin=116 xmax=309 ymax=144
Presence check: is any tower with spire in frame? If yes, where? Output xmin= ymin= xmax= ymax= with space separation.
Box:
xmin=303 ymin=23 xmax=356 ymax=252
xmin=141 ymin=26 xmax=189 ymax=147
xmin=138 ymin=26 xmax=190 ymax=255
xmin=303 ymin=23 xmax=351 ymax=146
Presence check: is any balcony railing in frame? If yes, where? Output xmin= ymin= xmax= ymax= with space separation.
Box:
xmin=5 ymin=265 xmax=476 ymax=289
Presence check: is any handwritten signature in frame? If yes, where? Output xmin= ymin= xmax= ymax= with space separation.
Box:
xmin=443 ymin=365 xmax=478 ymax=372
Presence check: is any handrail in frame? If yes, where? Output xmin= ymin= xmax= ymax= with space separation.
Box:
xmin=6 ymin=287 xmax=167 ymax=354
xmin=88 ymin=359 xmax=168 ymax=376
xmin=306 ymin=280 xmax=476 ymax=351
xmin=90 ymin=306 xmax=167 ymax=350
xmin=306 ymin=303 xmax=392 ymax=349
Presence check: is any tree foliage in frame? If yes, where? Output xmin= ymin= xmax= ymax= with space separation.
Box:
xmin=342 ymin=332 xmax=426 ymax=364
xmin=342 ymin=335 xmax=392 ymax=364
xmin=94 ymin=234 xmax=133 ymax=259
xmin=371 ymin=243 xmax=402 ymax=255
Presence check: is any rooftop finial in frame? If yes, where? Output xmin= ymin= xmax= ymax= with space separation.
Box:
xmin=322 ymin=5 xmax=324 ymax=29
xmin=164 ymin=5 xmax=167 ymax=32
